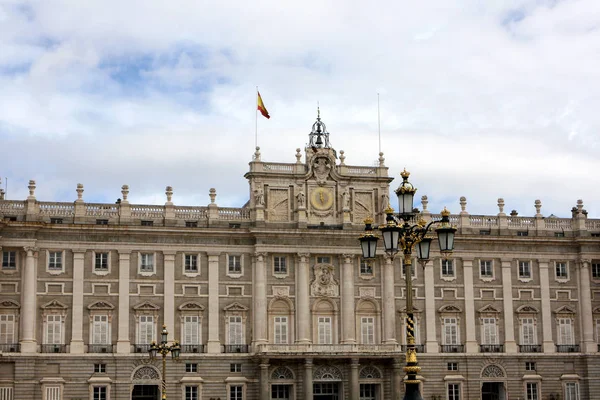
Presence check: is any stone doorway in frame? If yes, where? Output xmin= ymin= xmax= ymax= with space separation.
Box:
xmin=132 ymin=384 xmax=159 ymax=400
xmin=481 ymin=382 xmax=505 ymax=400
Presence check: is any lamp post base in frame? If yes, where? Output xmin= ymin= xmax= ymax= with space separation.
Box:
xmin=403 ymin=381 xmax=423 ymax=400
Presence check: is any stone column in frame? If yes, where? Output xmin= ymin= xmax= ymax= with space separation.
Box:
xmin=296 ymin=253 xmax=311 ymax=344
xmin=462 ymin=259 xmax=478 ymax=353
xmin=350 ymin=358 xmax=360 ymax=400
xmin=70 ymin=250 xmax=86 ymax=353
xmin=539 ymin=261 xmax=555 ymax=353
xmin=254 ymin=252 xmax=268 ymax=347
xmin=259 ymin=359 xmax=270 ymax=400
xmin=116 ymin=251 xmax=131 ymax=353
xmin=207 ymin=253 xmax=221 ymax=353
xmin=501 ymin=260 xmax=517 ymax=353
xmin=163 ymin=252 xmax=175 ymax=340
xmin=383 ymin=256 xmax=397 ymax=344
xmin=579 ymin=260 xmax=596 ymax=352
xmin=341 ymin=254 xmax=356 ymax=344
xmin=423 ymin=259 xmax=438 ymax=353
xmin=303 ymin=358 xmax=313 ymax=400
xmin=391 ymin=358 xmax=403 ymax=400
xmin=20 ymin=247 xmax=38 ymax=353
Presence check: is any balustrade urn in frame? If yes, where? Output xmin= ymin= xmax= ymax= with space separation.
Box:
xmin=121 ymin=185 xmax=129 ymax=202
xmin=27 ymin=180 xmax=36 ymax=199
xmin=76 ymin=183 xmax=84 ymax=201
xmin=165 ymin=186 xmax=173 ymax=204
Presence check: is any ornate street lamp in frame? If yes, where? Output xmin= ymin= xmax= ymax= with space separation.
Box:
xmin=149 ymin=325 xmax=181 ymax=399
xmin=359 ymin=169 xmax=456 ymax=400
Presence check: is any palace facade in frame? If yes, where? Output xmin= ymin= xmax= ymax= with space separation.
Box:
xmin=0 ymin=117 xmax=599 ymax=400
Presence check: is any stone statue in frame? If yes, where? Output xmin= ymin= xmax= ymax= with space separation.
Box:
xmin=381 ymin=192 xmax=389 ymax=211
xmin=255 ymin=188 xmax=265 ymax=206
xmin=342 ymin=190 xmax=350 ymax=209
xmin=297 ymin=191 xmax=305 ymax=207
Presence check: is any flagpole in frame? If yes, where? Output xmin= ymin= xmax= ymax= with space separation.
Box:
xmin=255 ymin=86 xmax=258 ymax=149
xmin=377 ymin=93 xmax=381 ymax=154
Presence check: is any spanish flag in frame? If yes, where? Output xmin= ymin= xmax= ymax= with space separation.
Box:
xmin=257 ymin=91 xmax=270 ymax=119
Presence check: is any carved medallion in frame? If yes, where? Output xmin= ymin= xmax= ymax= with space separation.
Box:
xmin=311 ymin=264 xmax=339 ymax=297
xmin=312 ymin=156 xmax=332 ymax=184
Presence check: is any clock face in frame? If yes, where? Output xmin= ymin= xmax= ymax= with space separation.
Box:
xmin=310 ymin=187 xmax=334 ymax=210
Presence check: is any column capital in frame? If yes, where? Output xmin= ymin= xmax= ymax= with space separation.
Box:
xmin=72 ymin=251 xmax=86 ymax=260
xmin=578 ymin=259 xmax=591 ymax=269
xmin=255 ymin=252 xmax=268 ymax=261
xmin=297 ymin=252 xmax=310 ymax=261
xmin=350 ymin=358 xmax=360 ymax=367
xmin=304 ymin=358 xmax=313 ymax=366
xmin=342 ymin=254 xmax=355 ymax=263
xmin=206 ymin=251 xmax=222 ymax=257
xmin=24 ymin=246 xmax=38 ymax=254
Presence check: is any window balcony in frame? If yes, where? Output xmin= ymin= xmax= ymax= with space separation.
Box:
xmin=440 ymin=345 xmax=464 ymax=353
xmin=223 ymin=344 xmax=249 ymax=353
xmin=519 ymin=345 xmax=542 ymax=353
xmin=41 ymin=344 xmax=67 ymax=353
xmin=133 ymin=344 xmax=153 ymax=353
xmin=556 ymin=344 xmax=580 ymax=353
xmin=181 ymin=344 xmax=205 ymax=354
xmin=256 ymin=343 xmax=402 ymax=354
xmin=0 ymin=343 xmax=20 ymax=352
xmin=399 ymin=345 xmax=425 ymax=353
xmin=88 ymin=344 xmax=113 ymax=353
xmin=480 ymin=344 xmax=504 ymax=353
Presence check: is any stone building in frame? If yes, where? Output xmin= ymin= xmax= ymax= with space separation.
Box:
xmin=0 ymin=116 xmax=599 ymax=400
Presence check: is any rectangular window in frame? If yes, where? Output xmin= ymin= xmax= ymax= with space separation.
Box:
xmin=360 ymin=259 xmax=373 ymax=275
xmin=274 ymin=316 xmax=288 ymax=344
xmin=185 ymin=221 xmax=198 ymax=228
xmin=230 ymin=385 xmax=243 ymax=400
xmin=230 ymin=363 xmax=242 ymax=372
xmin=556 ymin=262 xmax=568 ymax=278
xmin=526 ymin=382 xmax=538 ymax=400
xmin=517 ymin=231 xmax=528 ymax=237
xmin=228 ymin=255 xmax=242 ymax=274
xmin=138 ymin=315 xmax=154 ymax=344
xmin=0 ymin=387 xmax=13 ymax=400
xmin=564 ymin=382 xmax=579 ymax=400
xmin=274 ymin=256 xmax=287 ymax=274
xmin=525 ymin=362 xmax=536 ymax=371
xmin=519 ymin=261 xmax=531 ymax=278
xmin=48 ymin=251 xmax=63 ymax=271
xmin=441 ymin=259 xmax=454 ymax=277
xmin=317 ymin=256 xmax=331 ymax=264
xmin=443 ymin=318 xmax=458 ymax=345
xmin=447 ymin=362 xmax=458 ymax=371
xmin=50 ymin=218 xmax=63 ymax=224
xmin=45 ymin=386 xmax=61 ymax=400
xmin=592 ymin=262 xmax=600 ymax=279
xmin=185 ymin=363 xmax=198 ymax=373
xmin=184 ymin=316 xmax=200 ymax=345
xmin=361 ymin=317 xmax=375 ymax=344
xmin=482 ymin=318 xmax=498 ymax=345
xmin=228 ymin=316 xmax=243 ymax=345
xmin=185 ymin=254 xmax=198 ymax=273
xmin=479 ymin=230 xmax=490 ymax=235
xmin=521 ymin=318 xmax=536 ymax=345
xmin=94 ymin=363 xmax=106 ymax=373
xmin=92 ymin=315 xmax=109 ymax=344
xmin=141 ymin=220 xmax=153 ymax=226
xmin=447 ymin=383 xmax=460 ymax=400
xmin=2 ymin=251 xmax=16 ymax=269
xmin=558 ymin=318 xmax=574 ymax=345
xmin=96 ymin=219 xmax=108 ymax=225
xmin=480 ymin=260 xmax=493 ymax=277
xmin=46 ymin=315 xmax=62 ymax=344
xmin=185 ymin=386 xmax=198 ymax=400
xmin=95 ymin=253 xmax=109 ymax=271
xmin=140 ymin=253 xmax=154 ymax=272
xmin=93 ymin=386 xmax=107 ymax=400
xmin=555 ymin=231 xmax=565 ymax=237
xmin=0 ymin=314 xmax=15 ymax=344
xmin=318 ymin=316 xmax=332 ymax=344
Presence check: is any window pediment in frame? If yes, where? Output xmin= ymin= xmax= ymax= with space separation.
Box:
xmin=439 ymin=305 xmax=462 ymax=313
xmin=224 ymin=302 xmax=248 ymax=312
xmin=516 ymin=305 xmax=539 ymax=314
xmin=87 ymin=301 xmax=114 ymax=310
xmin=41 ymin=299 xmax=68 ymax=310
xmin=178 ymin=301 xmax=205 ymax=311
xmin=554 ymin=305 xmax=576 ymax=315
xmin=478 ymin=304 xmax=501 ymax=314
xmin=133 ymin=301 xmax=160 ymax=311
xmin=398 ymin=306 xmax=422 ymax=314
xmin=0 ymin=299 xmax=20 ymax=309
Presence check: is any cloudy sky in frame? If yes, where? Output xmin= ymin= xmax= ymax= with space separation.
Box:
xmin=1 ymin=0 xmax=599 ymax=218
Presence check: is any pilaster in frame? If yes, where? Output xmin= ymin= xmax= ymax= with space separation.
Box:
xmin=259 ymin=359 xmax=270 ymax=400
xmin=69 ymin=250 xmax=86 ymax=353
xmin=383 ymin=255 xmax=397 ymax=344
xmin=296 ymin=253 xmax=311 ymax=344
xmin=163 ymin=252 xmax=176 ymax=341
xmin=116 ymin=251 xmax=131 ymax=353
xmin=207 ymin=253 xmax=221 ymax=353
xmin=578 ymin=260 xmax=596 ymax=352
xmin=303 ymin=358 xmax=314 ymax=400
xmin=539 ymin=261 xmax=555 ymax=353
xmin=341 ymin=254 xmax=356 ymax=344
xmin=253 ymin=252 xmax=268 ymax=347
xmin=350 ymin=358 xmax=360 ymax=400
xmin=462 ymin=259 xmax=478 ymax=353
xmin=423 ymin=259 xmax=438 ymax=353
xmin=392 ymin=358 xmax=402 ymax=400
xmin=501 ymin=260 xmax=517 ymax=353
xmin=20 ymin=246 xmax=38 ymax=353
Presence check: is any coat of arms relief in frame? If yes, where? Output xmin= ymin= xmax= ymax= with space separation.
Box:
xmin=310 ymin=263 xmax=339 ymax=297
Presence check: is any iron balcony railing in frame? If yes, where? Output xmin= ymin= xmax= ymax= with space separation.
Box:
xmin=133 ymin=344 xmax=153 ymax=353
xmin=399 ymin=345 xmax=425 ymax=353
xmin=480 ymin=344 xmax=504 ymax=353
xmin=0 ymin=343 xmax=20 ymax=352
xmin=181 ymin=344 xmax=205 ymax=354
xmin=556 ymin=344 xmax=580 ymax=353
xmin=440 ymin=345 xmax=464 ymax=353
xmin=519 ymin=345 xmax=542 ymax=353
xmin=223 ymin=344 xmax=249 ymax=353
xmin=88 ymin=344 xmax=113 ymax=353
xmin=41 ymin=344 xmax=67 ymax=353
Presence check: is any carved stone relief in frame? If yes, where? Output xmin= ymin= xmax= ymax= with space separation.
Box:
xmin=353 ymin=192 xmax=373 ymax=223
xmin=268 ymin=188 xmax=290 ymax=222
xmin=311 ymin=264 xmax=339 ymax=297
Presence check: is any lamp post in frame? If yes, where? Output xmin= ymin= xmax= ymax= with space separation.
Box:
xmin=149 ymin=325 xmax=181 ymax=399
xmin=359 ymin=169 xmax=456 ymax=400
